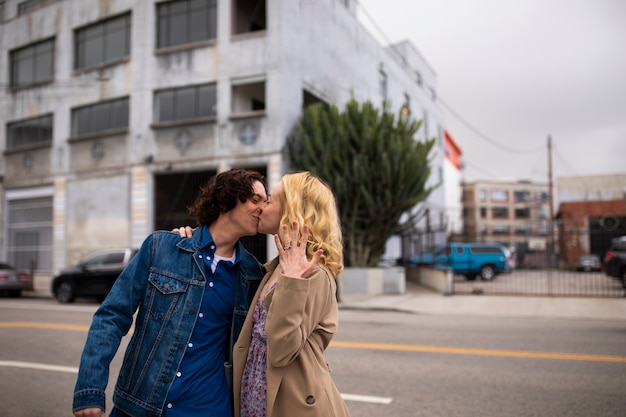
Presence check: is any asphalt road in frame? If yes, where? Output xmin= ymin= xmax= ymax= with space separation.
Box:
xmin=1 ymin=297 xmax=625 ymax=417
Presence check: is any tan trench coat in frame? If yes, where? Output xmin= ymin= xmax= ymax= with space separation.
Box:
xmin=232 ymin=258 xmax=351 ymax=417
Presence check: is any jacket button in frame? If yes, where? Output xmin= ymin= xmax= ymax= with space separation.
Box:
xmin=177 ymin=343 xmax=184 ymax=349
xmin=189 ymin=308 xmax=196 ymax=314
xmin=163 ymin=376 xmax=170 ymax=383
xmin=306 ymin=395 xmax=315 ymax=405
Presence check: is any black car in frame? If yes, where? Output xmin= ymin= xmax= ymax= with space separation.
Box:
xmin=603 ymin=236 xmax=626 ymax=288
xmin=51 ymin=248 xmax=138 ymax=303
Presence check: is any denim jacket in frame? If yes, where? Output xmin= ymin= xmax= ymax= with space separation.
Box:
xmin=73 ymin=229 xmax=264 ymax=417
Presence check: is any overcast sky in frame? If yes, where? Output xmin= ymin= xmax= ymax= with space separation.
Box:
xmin=357 ymin=0 xmax=626 ymax=183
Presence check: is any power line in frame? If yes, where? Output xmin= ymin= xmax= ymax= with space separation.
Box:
xmin=357 ymin=1 xmax=544 ymax=157
xmin=437 ymin=97 xmax=543 ymax=155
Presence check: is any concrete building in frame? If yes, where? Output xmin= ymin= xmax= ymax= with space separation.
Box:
xmin=557 ymin=173 xmax=626 ymax=204
xmin=461 ymin=180 xmax=550 ymax=257
xmin=0 ymin=0 xmax=446 ymax=274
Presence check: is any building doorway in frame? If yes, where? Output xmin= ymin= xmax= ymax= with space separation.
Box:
xmin=154 ymin=167 xmax=268 ymax=262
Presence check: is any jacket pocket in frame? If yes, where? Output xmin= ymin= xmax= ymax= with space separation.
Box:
xmin=146 ymin=271 xmax=189 ymax=320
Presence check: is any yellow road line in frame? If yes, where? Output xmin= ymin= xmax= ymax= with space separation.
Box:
xmin=330 ymin=340 xmax=626 ymax=363
xmin=3 ymin=322 xmax=624 ymax=363
xmin=0 ymin=322 xmax=90 ymax=331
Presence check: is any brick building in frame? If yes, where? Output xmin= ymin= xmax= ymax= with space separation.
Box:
xmin=556 ymin=200 xmax=626 ymax=268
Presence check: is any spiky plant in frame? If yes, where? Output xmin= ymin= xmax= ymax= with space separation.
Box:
xmin=286 ymin=98 xmax=438 ymax=267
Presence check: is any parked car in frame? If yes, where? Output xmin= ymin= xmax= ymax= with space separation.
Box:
xmin=405 ymin=242 xmax=510 ymax=281
xmin=603 ymin=236 xmax=626 ymax=288
xmin=51 ymin=248 xmax=138 ymax=303
xmin=0 ymin=262 xmax=32 ymax=298
xmin=576 ymin=254 xmax=602 ymax=272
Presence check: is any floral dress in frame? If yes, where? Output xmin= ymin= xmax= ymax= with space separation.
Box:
xmin=240 ymin=283 xmax=276 ymax=417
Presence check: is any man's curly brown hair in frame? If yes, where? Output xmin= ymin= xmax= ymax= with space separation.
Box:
xmin=188 ymin=169 xmax=266 ymax=226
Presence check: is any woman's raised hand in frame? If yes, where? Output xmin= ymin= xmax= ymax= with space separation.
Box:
xmin=275 ymin=222 xmax=323 ymax=279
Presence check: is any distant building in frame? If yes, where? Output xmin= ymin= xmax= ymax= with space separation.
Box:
xmin=461 ymin=180 xmax=550 ymax=263
xmin=0 ymin=0 xmax=446 ymax=273
xmin=556 ymin=200 xmax=626 ymax=268
xmin=558 ymin=173 xmax=626 ymax=204
xmin=555 ymin=173 xmax=626 ymax=268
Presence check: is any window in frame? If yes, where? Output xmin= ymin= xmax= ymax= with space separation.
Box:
xmin=75 ymin=13 xmax=131 ymax=70
xmin=514 ymin=191 xmax=530 ymax=202
xmin=401 ymin=93 xmax=410 ymax=115
xmin=414 ymin=70 xmax=423 ymax=86
xmin=155 ymin=84 xmax=216 ymax=123
xmin=492 ymin=225 xmax=509 ymax=235
xmin=480 ymin=207 xmax=487 ymax=218
xmin=10 ymin=38 xmax=54 ymax=88
xmin=232 ymin=0 xmax=266 ymax=34
xmin=18 ymin=0 xmax=53 ymax=15
xmin=514 ymin=208 xmax=530 ymax=219
xmin=515 ymin=225 xmax=530 ymax=235
xmin=7 ymin=114 xmax=53 ymax=150
xmin=157 ymin=0 xmax=217 ymax=49
xmin=379 ymin=66 xmax=387 ymax=101
xmin=231 ymin=80 xmax=265 ymax=114
xmin=491 ymin=189 xmax=508 ymax=202
xmin=492 ymin=207 xmax=508 ymax=219
xmin=71 ymin=97 xmax=129 ymax=137
xmin=478 ymin=189 xmax=487 ymax=201
xmin=6 ymin=196 xmax=53 ymax=271
xmin=469 ymin=245 xmax=503 ymax=254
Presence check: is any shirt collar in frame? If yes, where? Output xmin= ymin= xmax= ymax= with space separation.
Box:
xmin=199 ymin=225 xmax=242 ymax=264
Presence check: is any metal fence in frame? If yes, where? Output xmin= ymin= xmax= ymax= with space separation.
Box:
xmin=452 ymin=269 xmax=625 ymax=298
xmin=404 ymin=228 xmax=626 ymax=298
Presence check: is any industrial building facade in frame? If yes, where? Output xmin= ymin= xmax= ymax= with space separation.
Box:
xmin=461 ymin=180 xmax=551 ymax=264
xmin=0 ymin=0 xmax=446 ymax=274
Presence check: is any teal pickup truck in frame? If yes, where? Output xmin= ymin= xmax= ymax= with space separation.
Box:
xmin=406 ymin=242 xmax=510 ymax=281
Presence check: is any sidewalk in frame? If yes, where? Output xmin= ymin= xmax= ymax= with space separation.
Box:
xmin=25 ymin=276 xmax=626 ymax=321
xmin=339 ymin=281 xmax=626 ymax=321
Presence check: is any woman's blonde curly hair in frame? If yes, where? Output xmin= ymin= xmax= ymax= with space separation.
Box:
xmin=278 ymin=172 xmax=344 ymax=277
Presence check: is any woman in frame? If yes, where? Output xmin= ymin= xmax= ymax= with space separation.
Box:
xmin=234 ymin=171 xmax=350 ymax=417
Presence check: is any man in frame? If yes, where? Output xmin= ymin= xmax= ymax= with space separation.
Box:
xmin=73 ymin=169 xmax=268 ymax=417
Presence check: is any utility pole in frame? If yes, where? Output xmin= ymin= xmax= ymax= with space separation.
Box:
xmin=547 ymin=135 xmax=555 ymax=268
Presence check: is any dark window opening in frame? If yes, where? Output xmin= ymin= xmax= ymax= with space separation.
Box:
xmin=492 ymin=207 xmax=509 ymax=219
xmin=232 ymin=0 xmax=266 ymax=34
xmin=514 ymin=208 xmax=530 ymax=219
xmin=232 ymin=80 xmax=265 ymax=114
xmin=302 ymin=90 xmax=324 ymax=109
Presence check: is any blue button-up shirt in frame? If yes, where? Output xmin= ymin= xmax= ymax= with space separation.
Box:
xmin=165 ymin=227 xmax=240 ymax=416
